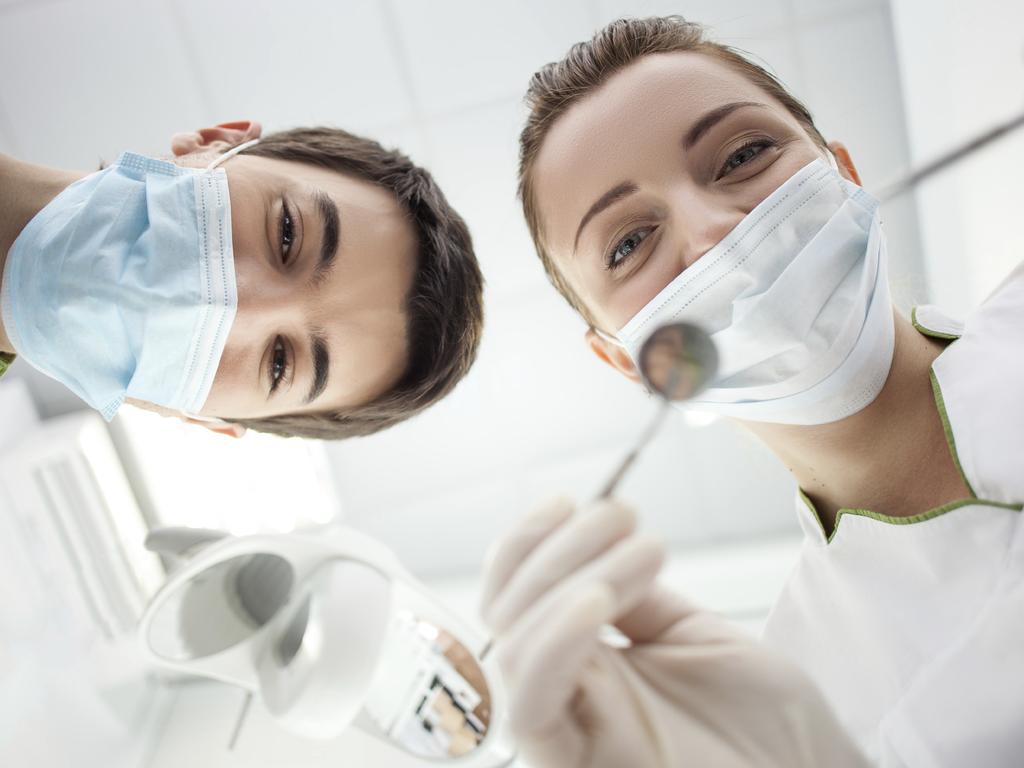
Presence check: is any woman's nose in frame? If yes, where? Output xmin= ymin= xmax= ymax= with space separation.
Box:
xmin=670 ymin=192 xmax=744 ymax=268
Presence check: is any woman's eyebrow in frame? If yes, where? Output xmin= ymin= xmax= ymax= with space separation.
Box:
xmin=683 ymin=101 xmax=769 ymax=149
xmin=573 ymin=181 xmax=639 ymax=254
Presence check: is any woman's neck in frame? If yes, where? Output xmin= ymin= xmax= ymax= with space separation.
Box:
xmin=0 ymin=153 xmax=85 ymax=353
xmin=741 ymin=310 xmax=970 ymax=534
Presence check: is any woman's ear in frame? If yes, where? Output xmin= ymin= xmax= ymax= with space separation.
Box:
xmin=170 ymin=120 xmax=263 ymax=157
xmin=827 ymin=140 xmax=862 ymax=186
xmin=585 ymin=328 xmax=641 ymax=383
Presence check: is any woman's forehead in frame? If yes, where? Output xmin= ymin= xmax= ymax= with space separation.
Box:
xmin=532 ymin=51 xmax=790 ymax=245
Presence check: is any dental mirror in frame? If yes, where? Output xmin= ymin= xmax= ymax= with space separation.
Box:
xmin=637 ymin=321 xmax=718 ymax=401
xmin=359 ymin=613 xmax=493 ymax=760
xmin=597 ymin=321 xmax=718 ymax=499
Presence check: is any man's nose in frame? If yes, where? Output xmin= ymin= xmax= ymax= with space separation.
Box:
xmin=230 ymin=256 xmax=305 ymax=343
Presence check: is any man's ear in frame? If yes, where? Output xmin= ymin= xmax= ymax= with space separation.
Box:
xmin=124 ymin=398 xmax=247 ymax=437
xmin=585 ymin=328 xmax=641 ymax=383
xmin=170 ymin=120 xmax=263 ymax=157
xmin=827 ymin=140 xmax=862 ymax=186
xmin=181 ymin=414 xmax=247 ymax=439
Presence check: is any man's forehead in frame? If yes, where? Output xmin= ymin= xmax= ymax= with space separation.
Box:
xmin=256 ymin=156 xmax=395 ymax=207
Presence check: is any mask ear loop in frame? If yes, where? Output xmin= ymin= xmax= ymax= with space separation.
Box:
xmin=590 ymin=325 xmax=628 ymax=349
xmin=825 ymin=149 xmax=840 ymax=172
xmin=206 ymin=138 xmax=261 ymax=170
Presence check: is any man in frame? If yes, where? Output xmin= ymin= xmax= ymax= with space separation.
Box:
xmin=0 ymin=120 xmax=483 ymax=439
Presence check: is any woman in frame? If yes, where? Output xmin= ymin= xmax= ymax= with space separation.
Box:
xmin=0 ymin=120 xmax=484 ymax=439
xmin=482 ymin=16 xmax=1022 ymax=767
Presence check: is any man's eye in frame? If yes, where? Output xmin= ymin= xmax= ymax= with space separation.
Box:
xmin=606 ymin=226 xmax=654 ymax=270
xmin=269 ymin=336 xmax=288 ymax=393
xmin=280 ymin=201 xmax=295 ymax=264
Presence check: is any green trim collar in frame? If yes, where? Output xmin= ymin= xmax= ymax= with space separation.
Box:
xmin=911 ymin=306 xmax=961 ymax=341
xmin=798 ymin=490 xmax=1022 ymax=545
xmin=929 ymin=369 xmax=976 ymax=497
xmin=798 ymin=360 xmax=1022 ymax=543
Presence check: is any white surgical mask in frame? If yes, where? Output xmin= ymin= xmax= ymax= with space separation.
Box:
xmin=606 ymin=157 xmax=894 ymax=425
xmin=1 ymin=140 xmax=257 ymax=420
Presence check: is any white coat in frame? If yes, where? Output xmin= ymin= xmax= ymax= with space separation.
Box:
xmin=762 ymin=262 xmax=1024 ymax=767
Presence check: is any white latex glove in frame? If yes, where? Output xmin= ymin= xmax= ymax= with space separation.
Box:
xmin=480 ymin=497 xmax=870 ymax=768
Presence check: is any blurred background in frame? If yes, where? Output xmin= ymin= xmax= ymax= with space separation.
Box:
xmin=0 ymin=0 xmax=1021 ymax=765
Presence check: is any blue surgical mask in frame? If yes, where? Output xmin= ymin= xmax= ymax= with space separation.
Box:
xmin=1 ymin=141 xmax=256 ymax=420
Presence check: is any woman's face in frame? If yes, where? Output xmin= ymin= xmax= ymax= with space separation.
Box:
xmin=532 ymin=51 xmax=833 ymax=337
xmin=171 ymin=152 xmax=418 ymax=422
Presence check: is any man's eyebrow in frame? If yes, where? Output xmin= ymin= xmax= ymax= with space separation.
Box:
xmin=305 ymin=329 xmax=330 ymax=405
xmin=312 ymin=190 xmax=340 ymax=286
xmin=683 ymin=101 xmax=768 ymax=150
xmin=573 ymin=181 xmax=639 ymax=254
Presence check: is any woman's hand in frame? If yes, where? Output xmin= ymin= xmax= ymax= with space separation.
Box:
xmin=480 ymin=496 xmax=870 ymax=768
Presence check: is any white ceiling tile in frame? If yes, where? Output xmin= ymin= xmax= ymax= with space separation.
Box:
xmin=365 ymin=120 xmax=430 ymax=166
xmin=616 ymin=417 xmax=798 ymax=545
xmin=796 ymin=8 xmax=910 ymax=186
xmin=390 ymin=0 xmax=593 ymax=115
xmin=593 ymin=0 xmax=792 ymax=39
xmin=0 ymin=100 xmax=18 ymax=155
xmin=346 ymin=476 xmax=531 ymax=578
xmin=790 ymin=0 xmax=887 ymax=24
xmin=0 ymin=0 xmax=63 ymax=9
xmin=0 ymin=0 xmax=208 ymax=169
xmin=726 ymin=28 xmax=807 ymax=103
xmin=422 ymin=98 xmax=550 ymax=296
xmin=345 ymin=404 xmax=797 ymax=578
xmin=325 ymin=283 xmax=652 ymax=520
xmin=172 ymin=0 xmax=414 ymax=133
xmin=326 ymin=274 xmax=797 ymax=566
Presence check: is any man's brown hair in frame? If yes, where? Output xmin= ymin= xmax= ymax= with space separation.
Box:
xmin=229 ymin=127 xmax=484 ymax=439
xmin=518 ymin=16 xmax=827 ymax=325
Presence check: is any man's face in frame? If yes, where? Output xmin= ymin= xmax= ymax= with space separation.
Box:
xmin=174 ymin=151 xmax=417 ymax=421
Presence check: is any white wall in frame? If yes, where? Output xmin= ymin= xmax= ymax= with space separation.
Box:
xmin=890 ymin=0 xmax=1024 ymax=316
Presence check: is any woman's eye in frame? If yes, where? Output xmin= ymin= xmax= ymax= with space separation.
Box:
xmin=280 ymin=201 xmax=295 ymax=264
xmin=719 ymin=139 xmax=775 ymax=177
xmin=607 ymin=226 xmax=654 ymax=270
xmin=269 ymin=337 xmax=288 ymax=393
